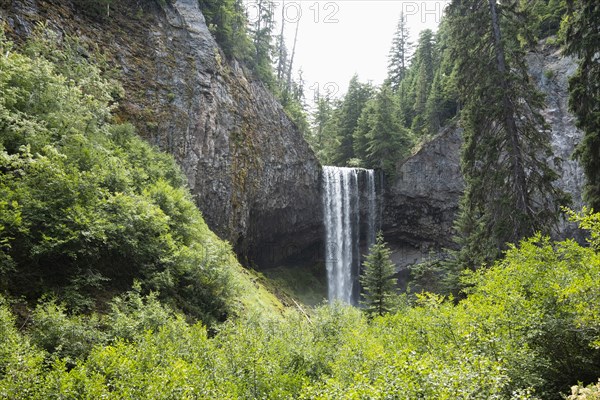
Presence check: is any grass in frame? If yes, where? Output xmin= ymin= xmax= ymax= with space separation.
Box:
xmin=256 ymin=263 xmax=328 ymax=310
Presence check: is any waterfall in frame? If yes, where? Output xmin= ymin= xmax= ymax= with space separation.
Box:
xmin=323 ymin=166 xmax=377 ymax=304
xmin=366 ymin=170 xmax=376 ymax=248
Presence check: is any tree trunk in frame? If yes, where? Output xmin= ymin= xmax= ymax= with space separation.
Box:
xmin=286 ymin=18 xmax=300 ymax=92
xmin=488 ymin=0 xmax=531 ymax=232
xmin=277 ymin=0 xmax=286 ymax=81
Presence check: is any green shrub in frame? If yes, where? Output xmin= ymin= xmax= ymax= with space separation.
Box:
xmin=29 ymin=300 xmax=106 ymax=366
xmin=0 ymin=297 xmax=46 ymax=398
xmin=0 ymin=28 xmax=238 ymax=323
xmin=568 ymin=380 xmax=600 ymax=400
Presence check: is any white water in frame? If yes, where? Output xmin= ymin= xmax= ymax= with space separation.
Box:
xmin=323 ymin=166 xmax=377 ymax=304
xmin=366 ymin=169 xmax=376 ymax=248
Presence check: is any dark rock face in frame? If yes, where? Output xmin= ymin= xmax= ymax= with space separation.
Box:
xmin=1 ymin=0 xmax=323 ymax=268
xmin=383 ymin=46 xmax=585 ymax=270
xmin=527 ymin=47 xmax=586 ymax=239
xmin=382 ymin=127 xmax=464 ymax=268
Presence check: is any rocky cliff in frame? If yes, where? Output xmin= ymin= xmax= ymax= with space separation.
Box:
xmin=383 ymin=43 xmax=585 ymax=270
xmin=382 ymin=126 xmax=464 ymax=268
xmin=0 ymin=0 xmax=323 ymax=268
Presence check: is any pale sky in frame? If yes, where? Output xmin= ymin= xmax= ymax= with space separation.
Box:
xmin=245 ymin=1 xmax=450 ymax=105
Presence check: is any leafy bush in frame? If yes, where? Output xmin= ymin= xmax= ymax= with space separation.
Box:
xmin=568 ymin=380 xmax=600 ymax=400
xmin=0 ymin=29 xmax=238 ymax=323
xmin=0 ymin=296 xmax=46 ymax=398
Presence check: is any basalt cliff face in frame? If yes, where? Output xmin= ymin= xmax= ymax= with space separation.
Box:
xmin=383 ymin=44 xmax=585 ymax=270
xmin=1 ymin=0 xmax=323 ymax=268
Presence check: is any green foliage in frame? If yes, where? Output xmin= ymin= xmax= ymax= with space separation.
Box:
xmin=247 ymin=0 xmax=276 ymax=87
xmin=334 ymin=75 xmax=375 ymax=166
xmin=360 ymin=233 xmax=398 ymax=316
xmin=310 ymin=18 xmax=459 ymax=174
xmin=306 ymin=94 xmax=335 ymax=161
xmin=0 ymin=297 xmax=46 ymax=398
xmin=306 ymin=76 xmax=374 ymax=167
xmin=2 ymin=212 xmax=600 ymax=397
xmin=524 ymin=0 xmax=567 ymax=39
xmin=363 ymin=85 xmax=414 ymax=175
xmin=564 ymin=1 xmax=600 ymax=211
xmin=446 ymin=0 xmax=567 ymax=272
xmin=0 ymin=30 xmax=239 ymax=324
xmin=29 ymin=299 xmax=106 ymax=365
xmin=407 ymin=252 xmax=453 ymax=296
xmin=410 ymin=29 xmax=437 ymax=136
xmin=199 ymin=0 xmax=253 ymax=62
xmin=567 ymin=380 xmax=600 ymax=400
xmin=27 ymin=286 xmax=178 ymax=365
xmin=387 ymin=12 xmax=412 ymax=89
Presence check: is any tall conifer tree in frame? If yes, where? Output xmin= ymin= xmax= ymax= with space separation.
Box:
xmin=387 ymin=13 xmax=412 ymax=90
xmin=333 ymin=76 xmax=373 ymax=165
xmin=564 ymin=0 xmax=600 ymax=211
xmin=249 ymin=0 xmax=275 ymax=85
xmin=366 ymin=85 xmax=413 ymax=175
xmin=411 ymin=29 xmax=437 ymax=136
xmin=360 ymin=233 xmax=398 ymax=316
xmin=447 ymin=0 xmax=566 ymax=270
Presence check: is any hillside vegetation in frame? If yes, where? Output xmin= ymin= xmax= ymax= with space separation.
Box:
xmin=0 ymin=28 xmax=282 ymax=322
xmin=1 ymin=1 xmax=600 ymax=398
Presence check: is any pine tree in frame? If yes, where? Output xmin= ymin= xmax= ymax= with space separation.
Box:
xmin=395 ymin=75 xmax=417 ymax=129
xmin=333 ymin=75 xmax=374 ymax=165
xmin=367 ymin=85 xmax=413 ymax=175
xmin=447 ymin=0 xmax=567 ymax=270
xmin=424 ymin=23 xmax=460 ymax=136
xmin=387 ymin=13 xmax=412 ymax=90
xmin=249 ymin=0 xmax=275 ymax=86
xmin=526 ymin=0 xmax=566 ymax=38
xmin=411 ymin=30 xmax=437 ymax=136
xmin=360 ymin=233 xmax=398 ymax=316
xmin=199 ymin=0 xmax=252 ymax=61
xmin=564 ymin=0 xmax=600 ymax=211
xmin=310 ymin=93 xmax=333 ymax=148
xmin=274 ymin=0 xmax=288 ymax=83
xmin=424 ymin=70 xmax=444 ymax=136
xmin=352 ymin=99 xmax=376 ymax=164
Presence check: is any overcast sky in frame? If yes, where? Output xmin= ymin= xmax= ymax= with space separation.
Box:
xmin=245 ymin=0 xmax=450 ymax=105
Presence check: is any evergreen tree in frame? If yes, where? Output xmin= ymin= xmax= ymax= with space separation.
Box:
xmin=308 ymin=95 xmax=343 ymax=165
xmin=274 ymin=0 xmax=288 ymax=83
xmin=309 ymin=92 xmax=333 ymax=150
xmin=199 ymin=0 xmax=253 ymax=61
xmin=333 ymin=75 xmax=374 ymax=165
xmin=525 ymin=0 xmax=567 ymax=38
xmin=411 ymin=29 xmax=437 ymax=136
xmin=249 ymin=0 xmax=275 ymax=86
xmin=360 ymin=233 xmax=398 ymax=316
xmin=367 ymin=85 xmax=413 ymax=175
xmin=424 ymin=23 xmax=460 ymax=136
xmin=424 ymin=70 xmax=444 ymax=136
xmin=564 ymin=0 xmax=600 ymax=211
xmin=352 ymin=98 xmax=376 ymax=164
xmin=387 ymin=12 xmax=412 ymax=90
xmin=447 ymin=0 xmax=567 ymax=270
xmin=395 ymin=74 xmax=417 ymax=129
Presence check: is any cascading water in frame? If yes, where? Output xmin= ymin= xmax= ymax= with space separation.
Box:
xmin=323 ymin=166 xmax=377 ymax=304
xmin=366 ymin=170 xmax=376 ymax=248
